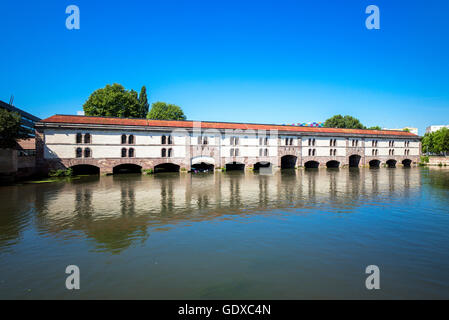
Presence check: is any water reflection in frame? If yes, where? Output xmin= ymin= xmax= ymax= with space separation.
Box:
xmin=0 ymin=168 xmax=428 ymax=255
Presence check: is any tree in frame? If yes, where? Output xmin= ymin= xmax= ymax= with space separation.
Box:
xmin=83 ymin=83 xmax=147 ymax=118
xmin=368 ymin=126 xmax=382 ymax=130
xmin=139 ymin=86 xmax=149 ymax=118
xmin=433 ymin=127 xmax=449 ymax=155
xmin=403 ymin=128 xmax=411 ymax=132
xmin=147 ymin=102 xmax=186 ymax=120
xmin=0 ymin=109 xmax=32 ymax=149
xmin=324 ymin=115 xmax=365 ymax=129
xmin=421 ymin=132 xmax=435 ymax=154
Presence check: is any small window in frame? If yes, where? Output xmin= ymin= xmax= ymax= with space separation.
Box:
xmin=84 ymin=148 xmax=91 ymax=158
xmin=259 ymin=148 xmax=263 ymax=157
xmin=264 ymin=148 xmax=268 ymax=156
xmin=308 ymin=149 xmax=311 ymax=156
xmin=312 ymin=149 xmax=316 ymax=156
xmin=121 ymin=135 xmax=127 ymax=145
xmin=230 ymin=148 xmax=234 ymax=157
xmin=265 ymin=137 xmax=269 ymax=145
xmin=162 ymin=135 xmax=167 ymax=145
xmin=84 ymin=133 xmax=91 ymax=144
xmin=128 ymin=135 xmax=134 ymax=145
xmin=197 ymin=136 xmax=202 ymax=145
xmin=161 ymin=148 xmax=166 ymax=157
xmin=168 ymin=148 xmax=173 ymax=157
xmin=168 ymin=136 xmax=173 ymax=145
xmin=76 ymin=148 xmax=82 ymax=158
xmin=203 ymin=136 xmax=208 ymax=145
xmin=235 ymin=148 xmax=240 ymax=156
xmin=76 ymin=133 xmax=82 ymax=144
xmin=128 ymin=148 xmax=134 ymax=158
xmin=121 ymin=148 xmax=127 ymax=158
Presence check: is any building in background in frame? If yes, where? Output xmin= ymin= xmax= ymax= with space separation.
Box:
xmin=383 ymin=127 xmax=419 ymax=136
xmin=0 ymin=100 xmax=40 ymax=181
xmin=426 ymin=125 xmax=449 ymax=134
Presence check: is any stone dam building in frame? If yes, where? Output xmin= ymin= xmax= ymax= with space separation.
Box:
xmin=35 ymin=115 xmax=421 ymax=175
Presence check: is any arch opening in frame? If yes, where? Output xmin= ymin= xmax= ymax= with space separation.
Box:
xmin=326 ymin=160 xmax=340 ymax=168
xmin=113 ymin=164 xmax=142 ymax=174
xmin=154 ymin=163 xmax=180 ymax=173
xmin=254 ymin=161 xmax=271 ymax=171
xmin=70 ymin=164 xmax=100 ymax=175
xmin=226 ymin=162 xmax=245 ymax=171
xmin=281 ymin=155 xmax=297 ymax=169
xmin=349 ymin=155 xmax=361 ymax=168
xmin=191 ymin=162 xmax=214 ymax=173
xmin=386 ymin=159 xmax=397 ymax=168
xmin=402 ymin=159 xmax=412 ymax=167
xmin=369 ymin=160 xmax=381 ymax=168
xmin=304 ymin=160 xmax=319 ymax=169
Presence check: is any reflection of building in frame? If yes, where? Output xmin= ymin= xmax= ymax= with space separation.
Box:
xmin=0 ymin=101 xmax=40 ymax=180
xmin=426 ymin=125 xmax=449 ymax=134
xmin=383 ymin=127 xmax=418 ymax=135
xmin=35 ymin=115 xmax=421 ymax=174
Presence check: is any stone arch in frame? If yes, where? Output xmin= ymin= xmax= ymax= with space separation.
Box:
xmin=326 ymin=160 xmax=340 ymax=168
xmin=226 ymin=162 xmax=245 ymax=171
xmin=402 ymin=159 xmax=412 ymax=167
xmin=154 ymin=163 xmax=180 ymax=173
xmin=386 ymin=159 xmax=397 ymax=168
xmin=304 ymin=160 xmax=320 ymax=169
xmin=254 ymin=161 xmax=272 ymax=171
xmin=113 ymin=163 xmax=142 ymax=174
xmin=281 ymin=155 xmax=297 ymax=169
xmin=369 ymin=160 xmax=381 ymax=168
xmin=70 ymin=164 xmax=100 ymax=175
xmin=191 ymin=162 xmax=214 ymax=172
xmin=349 ymin=154 xmax=361 ymax=168
xmin=191 ymin=156 xmax=215 ymax=166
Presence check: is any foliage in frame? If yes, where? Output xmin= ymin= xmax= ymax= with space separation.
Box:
xmin=139 ymin=86 xmax=149 ymax=118
xmin=367 ymin=126 xmax=382 ymax=130
xmin=422 ymin=128 xmax=449 ymax=154
xmin=142 ymin=168 xmax=154 ymax=175
xmin=0 ymin=109 xmax=32 ymax=148
xmin=48 ymin=168 xmax=73 ymax=177
xmin=324 ymin=115 xmax=366 ymax=129
xmin=83 ymin=83 xmax=149 ymax=118
xmin=420 ymin=155 xmax=429 ymax=163
xmin=147 ymin=102 xmax=186 ymax=120
xmin=403 ymin=128 xmax=411 ymax=132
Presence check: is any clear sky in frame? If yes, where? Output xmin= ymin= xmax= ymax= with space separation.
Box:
xmin=1 ymin=0 xmax=448 ymax=135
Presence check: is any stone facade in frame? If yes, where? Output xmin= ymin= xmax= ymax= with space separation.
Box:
xmin=35 ymin=116 xmax=421 ymax=174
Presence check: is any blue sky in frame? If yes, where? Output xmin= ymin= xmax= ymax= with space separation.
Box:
xmin=1 ymin=0 xmax=448 ymax=135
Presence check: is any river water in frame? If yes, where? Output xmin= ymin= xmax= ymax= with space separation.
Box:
xmin=0 ymin=167 xmax=449 ymax=299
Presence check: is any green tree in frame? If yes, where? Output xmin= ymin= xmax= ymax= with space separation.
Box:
xmin=421 ymin=132 xmax=435 ymax=154
xmin=83 ymin=83 xmax=146 ymax=118
xmin=147 ymin=102 xmax=186 ymax=120
xmin=0 ymin=109 xmax=32 ymax=148
xmin=324 ymin=115 xmax=365 ymax=129
xmin=403 ymin=128 xmax=411 ymax=132
xmin=433 ymin=127 xmax=449 ymax=155
xmin=138 ymin=86 xmax=149 ymax=118
xmin=368 ymin=126 xmax=382 ymax=130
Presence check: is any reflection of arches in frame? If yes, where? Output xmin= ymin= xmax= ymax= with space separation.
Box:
xmin=326 ymin=160 xmax=340 ymax=168
xmin=369 ymin=160 xmax=381 ymax=168
xmin=402 ymin=159 xmax=412 ymax=167
xmin=254 ymin=161 xmax=271 ymax=171
xmin=304 ymin=160 xmax=319 ymax=169
xmin=226 ymin=162 xmax=245 ymax=171
xmin=154 ymin=163 xmax=180 ymax=173
xmin=113 ymin=164 xmax=142 ymax=174
xmin=281 ymin=155 xmax=297 ymax=169
xmin=386 ymin=159 xmax=397 ymax=168
xmin=349 ymin=155 xmax=361 ymax=167
xmin=191 ymin=162 xmax=214 ymax=172
xmin=70 ymin=164 xmax=100 ymax=175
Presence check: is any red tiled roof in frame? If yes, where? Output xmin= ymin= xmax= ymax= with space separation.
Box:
xmin=39 ymin=115 xmax=418 ymax=137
